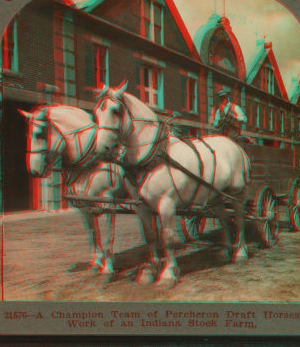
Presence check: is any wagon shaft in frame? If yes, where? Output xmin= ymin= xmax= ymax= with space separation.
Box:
xmin=63 ymin=194 xmax=141 ymax=206
xmin=90 ymin=207 xmax=136 ymax=215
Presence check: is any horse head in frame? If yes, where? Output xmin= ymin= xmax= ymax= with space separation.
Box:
xmin=94 ymin=80 xmax=163 ymax=166
xmin=19 ymin=107 xmax=65 ymax=177
xmin=93 ymin=80 xmax=132 ymax=157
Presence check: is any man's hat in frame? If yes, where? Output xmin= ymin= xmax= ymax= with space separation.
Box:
xmin=216 ymin=86 xmax=231 ymax=97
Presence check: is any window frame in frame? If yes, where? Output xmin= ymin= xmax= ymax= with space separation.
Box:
xmin=1 ymin=18 xmax=18 ymax=73
xmin=141 ymin=0 xmax=164 ymax=45
xmin=135 ymin=52 xmax=165 ymax=110
xmin=255 ymin=99 xmax=260 ymax=128
xmin=181 ymin=70 xmax=198 ymax=114
xmin=84 ymin=35 xmax=110 ymax=90
xmin=140 ymin=64 xmax=164 ymax=109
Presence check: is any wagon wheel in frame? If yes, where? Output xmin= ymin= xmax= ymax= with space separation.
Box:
xmin=177 ymin=216 xmax=206 ymax=242
xmin=255 ymin=186 xmax=279 ymax=248
xmin=287 ymin=178 xmax=300 ymax=231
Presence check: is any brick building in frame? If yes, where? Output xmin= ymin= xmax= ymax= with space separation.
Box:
xmin=1 ymin=0 xmax=300 ymax=213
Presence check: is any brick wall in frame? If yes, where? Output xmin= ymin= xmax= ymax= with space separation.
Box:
xmin=17 ymin=3 xmax=55 ymax=92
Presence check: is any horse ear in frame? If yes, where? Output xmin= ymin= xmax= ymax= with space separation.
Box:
xmin=93 ymin=89 xmax=102 ymax=100
xmin=94 ymin=84 xmax=108 ymax=100
xmin=119 ymin=79 xmax=128 ymax=92
xmin=114 ymin=79 xmax=128 ymax=99
xmin=18 ymin=109 xmax=31 ymax=119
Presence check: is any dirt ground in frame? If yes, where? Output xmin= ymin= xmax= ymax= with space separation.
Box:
xmin=3 ymin=209 xmax=300 ymax=302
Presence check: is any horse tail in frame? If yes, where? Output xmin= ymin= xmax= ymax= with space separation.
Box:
xmin=239 ymin=146 xmax=251 ymax=185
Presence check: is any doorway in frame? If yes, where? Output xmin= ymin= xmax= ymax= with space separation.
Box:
xmin=3 ymin=101 xmax=31 ymax=212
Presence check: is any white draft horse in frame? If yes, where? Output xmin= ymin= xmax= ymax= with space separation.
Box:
xmin=93 ymin=80 xmax=251 ymax=288
xmin=19 ymin=104 xmax=134 ymax=276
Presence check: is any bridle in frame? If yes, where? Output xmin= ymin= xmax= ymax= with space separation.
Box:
xmin=27 ymin=118 xmax=49 ymax=155
xmin=27 ymin=116 xmax=65 ymax=163
xmin=95 ymin=96 xmax=133 ymax=143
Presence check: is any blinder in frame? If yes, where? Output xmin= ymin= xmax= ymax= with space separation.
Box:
xmin=27 ymin=116 xmax=64 ymax=161
xmin=27 ymin=117 xmax=49 ymax=155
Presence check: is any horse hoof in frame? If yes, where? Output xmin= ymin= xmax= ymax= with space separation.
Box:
xmin=232 ymin=247 xmax=248 ymax=263
xmin=88 ymin=261 xmax=102 ymax=275
xmin=156 ymin=277 xmax=178 ymax=290
xmin=217 ymin=248 xmax=232 ymax=264
xmin=136 ymin=264 xmax=156 ymax=285
xmin=100 ymin=272 xmax=118 ymax=289
xmin=156 ymin=266 xmax=180 ymax=290
xmin=89 ymin=258 xmax=102 ymax=269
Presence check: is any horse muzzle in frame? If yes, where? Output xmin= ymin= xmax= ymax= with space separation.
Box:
xmin=27 ymin=152 xmax=51 ymax=178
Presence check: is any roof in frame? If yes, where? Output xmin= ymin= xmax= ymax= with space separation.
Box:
xmin=72 ymin=0 xmax=200 ymax=61
xmin=193 ymin=14 xmax=246 ymax=80
xmin=246 ymin=41 xmax=288 ymax=100
xmin=75 ymin=0 xmax=105 ymax=11
xmin=289 ymin=78 xmax=300 ymax=105
xmin=193 ymin=13 xmax=222 ymax=58
xmin=164 ymin=0 xmax=200 ymax=60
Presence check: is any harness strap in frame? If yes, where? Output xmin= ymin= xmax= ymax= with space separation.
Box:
xmin=198 ymin=137 xmax=216 ymax=206
xmin=173 ymin=137 xmax=203 ymax=206
xmin=65 ymin=127 xmax=97 ymax=168
xmin=158 ymin=152 xmax=239 ymax=202
xmin=111 ymin=158 xmax=138 ymax=188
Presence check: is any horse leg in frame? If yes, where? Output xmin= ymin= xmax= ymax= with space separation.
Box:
xmin=156 ymin=195 xmax=180 ymax=289
xmin=135 ymin=204 xmax=160 ymax=284
xmin=93 ymin=212 xmax=116 ymax=275
xmin=211 ymin=204 xmax=234 ymax=263
xmin=80 ymin=210 xmax=104 ymax=269
xmin=232 ymin=189 xmax=248 ymax=262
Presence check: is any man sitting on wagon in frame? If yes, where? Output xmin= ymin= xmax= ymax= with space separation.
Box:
xmin=210 ymin=87 xmax=247 ymax=141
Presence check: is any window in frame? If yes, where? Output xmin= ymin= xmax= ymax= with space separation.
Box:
xmin=291 ymin=113 xmax=295 ymax=134
xmin=276 ymin=108 xmax=281 ymax=133
xmin=246 ymin=98 xmax=253 ymax=127
xmin=63 ymin=13 xmax=76 ymax=98
xmin=268 ymin=68 xmax=275 ymax=94
xmin=141 ymin=0 xmax=163 ymax=45
xmin=2 ymin=18 xmax=18 ymax=72
xmin=261 ymin=104 xmax=267 ymax=129
xmin=281 ymin=111 xmax=286 ymax=135
xmin=86 ymin=43 xmax=108 ymax=88
xmin=139 ymin=65 xmax=163 ymax=108
xmin=181 ymin=74 xmax=197 ymax=113
xmin=255 ymin=101 xmax=260 ymax=128
xmin=273 ymin=108 xmax=278 ymax=132
xmin=53 ymin=10 xmax=76 ymax=98
xmin=260 ymin=65 xmax=275 ymax=94
xmin=269 ymin=107 xmax=274 ymax=131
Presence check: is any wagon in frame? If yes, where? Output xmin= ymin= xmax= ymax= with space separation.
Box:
xmin=63 ymin=141 xmax=300 ymax=251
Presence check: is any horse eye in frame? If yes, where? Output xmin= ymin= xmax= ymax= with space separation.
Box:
xmin=35 ymin=129 xmax=47 ymax=139
xmin=100 ymin=100 xmax=106 ymax=110
xmin=113 ymin=103 xmax=122 ymax=116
